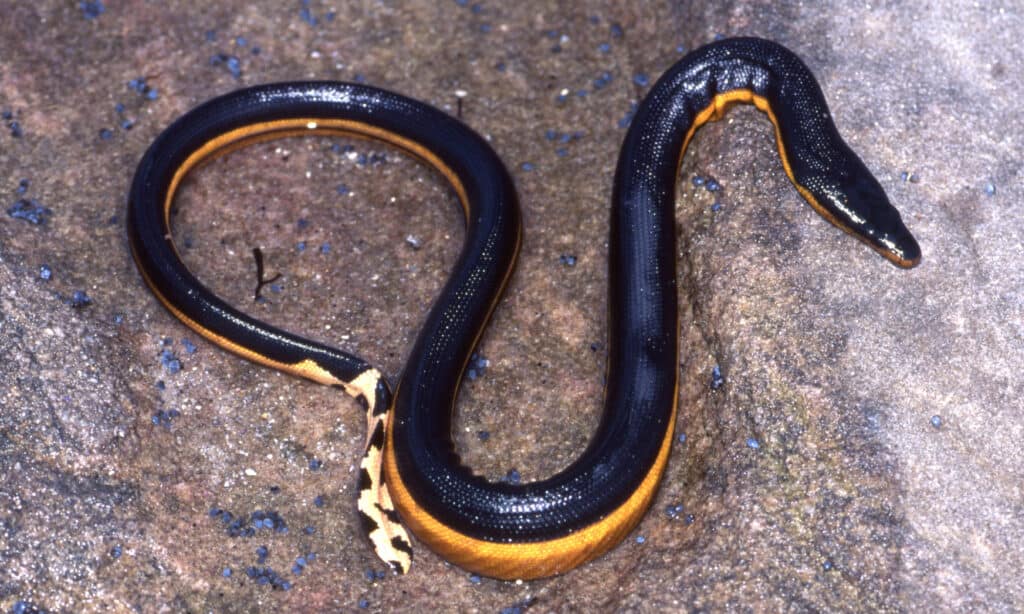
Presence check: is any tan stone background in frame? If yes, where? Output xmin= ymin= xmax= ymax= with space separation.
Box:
xmin=1 ymin=1 xmax=1021 ymax=612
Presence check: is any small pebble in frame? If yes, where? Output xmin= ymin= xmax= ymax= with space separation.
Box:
xmin=930 ymin=415 xmax=942 ymax=429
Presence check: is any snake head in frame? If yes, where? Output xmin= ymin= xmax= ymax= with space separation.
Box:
xmin=809 ymin=170 xmax=921 ymax=268
xmin=843 ymin=173 xmax=921 ymax=268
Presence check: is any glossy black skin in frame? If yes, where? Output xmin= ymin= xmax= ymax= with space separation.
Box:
xmin=129 ymin=38 xmax=919 ymax=547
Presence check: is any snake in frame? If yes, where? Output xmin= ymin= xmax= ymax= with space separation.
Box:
xmin=127 ymin=37 xmax=920 ymax=580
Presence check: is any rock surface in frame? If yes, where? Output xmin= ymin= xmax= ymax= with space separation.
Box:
xmin=1 ymin=1 xmax=1021 ymax=612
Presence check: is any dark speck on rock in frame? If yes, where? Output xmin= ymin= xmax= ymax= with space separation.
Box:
xmin=210 ymin=53 xmax=242 ymax=78
xmin=70 ymin=290 xmax=92 ymax=308
xmin=11 ymin=601 xmax=50 ymax=614
xmin=477 ymin=430 xmax=490 ymax=441
xmin=705 ymin=178 xmax=721 ymax=192
xmin=160 ymin=348 xmax=181 ymax=374
xmin=610 ymin=22 xmax=624 ymax=38
xmin=593 ymin=71 xmax=613 ymax=90
xmin=299 ymin=5 xmax=317 ymax=26
xmin=8 ymin=199 xmax=53 ymax=225
xmin=710 ymin=364 xmax=724 ymax=389
xmin=559 ymin=254 xmax=577 ymax=266
xmin=503 ymin=469 xmax=521 ymax=484
xmin=464 ymin=353 xmax=489 ymax=381
xmin=79 ymin=0 xmax=104 ymax=19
